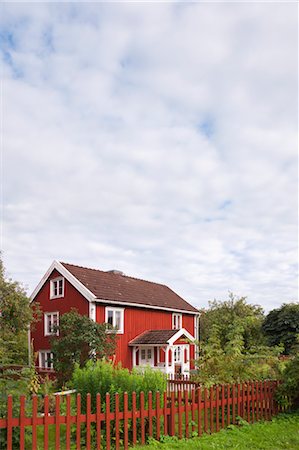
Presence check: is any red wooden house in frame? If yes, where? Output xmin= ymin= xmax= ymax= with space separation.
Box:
xmin=30 ymin=261 xmax=199 ymax=377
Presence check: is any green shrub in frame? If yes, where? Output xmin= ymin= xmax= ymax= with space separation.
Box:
xmin=276 ymin=354 xmax=299 ymax=410
xmin=71 ymin=360 xmax=166 ymax=412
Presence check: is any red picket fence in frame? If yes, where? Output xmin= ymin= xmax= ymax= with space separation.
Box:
xmin=0 ymin=380 xmax=282 ymax=450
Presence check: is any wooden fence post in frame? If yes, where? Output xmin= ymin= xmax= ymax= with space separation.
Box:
xmin=115 ymin=393 xmax=120 ymax=450
xmin=7 ymin=395 xmax=13 ymax=450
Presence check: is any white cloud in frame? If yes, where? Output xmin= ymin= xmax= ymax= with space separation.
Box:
xmin=1 ymin=2 xmax=297 ymax=312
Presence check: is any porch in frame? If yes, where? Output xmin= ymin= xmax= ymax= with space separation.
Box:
xmin=129 ymin=328 xmax=195 ymax=377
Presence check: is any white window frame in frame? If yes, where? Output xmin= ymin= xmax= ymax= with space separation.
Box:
xmin=50 ymin=277 xmax=64 ymax=299
xmin=44 ymin=312 xmax=59 ymax=336
xmin=38 ymin=350 xmax=54 ymax=369
xmin=172 ymin=313 xmax=182 ymax=330
xmin=105 ymin=307 xmax=124 ymax=334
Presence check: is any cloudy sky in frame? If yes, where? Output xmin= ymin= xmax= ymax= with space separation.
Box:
xmin=1 ymin=2 xmax=298 ymax=312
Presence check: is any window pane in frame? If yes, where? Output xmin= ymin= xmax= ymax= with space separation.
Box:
xmin=115 ymin=311 xmax=121 ymax=329
xmin=147 ymin=349 xmax=152 ymax=359
xmin=58 ymin=280 xmax=63 ymax=295
xmin=53 ymin=281 xmax=58 ymax=296
xmin=107 ymin=310 xmax=113 ymax=325
xmin=141 ymin=349 xmax=146 ymax=360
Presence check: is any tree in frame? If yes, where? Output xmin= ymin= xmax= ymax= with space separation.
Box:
xmin=200 ymin=292 xmax=265 ymax=351
xmin=50 ymin=309 xmax=118 ymax=385
xmin=262 ymin=303 xmax=299 ymax=354
xmin=0 ymin=259 xmax=38 ymax=365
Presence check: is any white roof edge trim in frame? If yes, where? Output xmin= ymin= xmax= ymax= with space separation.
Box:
xmin=168 ymin=328 xmax=195 ymax=345
xmin=30 ymin=260 xmax=96 ymax=303
xmin=94 ymin=298 xmax=198 ymax=314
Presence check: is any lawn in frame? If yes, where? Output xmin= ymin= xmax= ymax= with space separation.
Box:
xmin=140 ymin=413 xmax=299 ymax=450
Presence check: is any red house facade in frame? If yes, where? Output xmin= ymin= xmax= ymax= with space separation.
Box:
xmin=30 ymin=261 xmax=199 ymax=377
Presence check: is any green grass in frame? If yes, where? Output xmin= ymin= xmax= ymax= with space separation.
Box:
xmin=140 ymin=413 xmax=299 ymax=450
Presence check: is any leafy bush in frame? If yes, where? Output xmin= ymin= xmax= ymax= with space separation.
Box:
xmin=195 ymin=323 xmax=284 ymax=387
xmin=71 ymin=360 xmax=167 ymax=412
xmin=276 ymin=354 xmax=299 ymax=409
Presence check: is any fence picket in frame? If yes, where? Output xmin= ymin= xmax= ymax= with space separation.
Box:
xmin=132 ymin=391 xmax=137 ymax=445
xmin=96 ymin=393 xmax=101 ymax=450
xmin=44 ymin=395 xmax=49 ymax=450
xmin=210 ymin=386 xmax=214 ymax=434
xmin=215 ymin=386 xmax=220 ymax=432
xmin=115 ymin=393 xmax=120 ymax=450
xmin=178 ymin=389 xmax=182 ymax=439
xmin=20 ymin=395 xmax=26 ymax=450
xmin=221 ymin=385 xmax=225 ymax=429
xmin=7 ymin=395 xmax=13 ymax=450
xmin=148 ymin=391 xmax=153 ymax=438
xmin=232 ymin=384 xmax=236 ymax=424
xmin=247 ymin=383 xmax=250 ymax=423
xmin=76 ymin=394 xmax=81 ymax=450
xmin=66 ymin=394 xmax=71 ymax=449
xmin=55 ymin=394 xmax=60 ymax=450
xmin=227 ymin=385 xmax=230 ymax=426
xmin=184 ymin=390 xmax=189 ymax=438
xmin=163 ymin=391 xmax=168 ymax=436
xmin=105 ymin=393 xmax=111 ymax=450
xmin=86 ymin=393 xmax=91 ymax=450
xmin=197 ymin=387 xmax=202 ymax=437
xmin=204 ymin=388 xmax=208 ymax=433
xmin=156 ymin=391 xmax=161 ymax=441
xmin=124 ymin=392 xmax=129 ymax=450
xmin=191 ymin=389 xmax=196 ymax=435
xmin=32 ymin=395 xmax=38 ymax=450
xmin=140 ymin=391 xmax=145 ymax=445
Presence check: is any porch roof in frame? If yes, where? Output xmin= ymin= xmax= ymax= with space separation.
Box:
xmin=129 ymin=329 xmax=177 ymax=346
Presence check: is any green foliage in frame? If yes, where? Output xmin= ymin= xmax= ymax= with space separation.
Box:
xmin=200 ymin=293 xmax=265 ymax=351
xmin=262 ymin=303 xmax=299 ymax=355
xmin=276 ymin=354 xmax=299 ymax=409
xmin=50 ymin=309 xmax=117 ymax=386
xmin=71 ymin=360 xmax=167 ymax=412
xmin=140 ymin=413 xmax=299 ymax=449
xmin=0 ymin=259 xmax=39 ymax=365
xmin=196 ymin=322 xmax=283 ymax=387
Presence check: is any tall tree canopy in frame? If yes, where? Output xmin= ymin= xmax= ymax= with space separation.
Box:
xmin=262 ymin=303 xmax=299 ymax=354
xmin=51 ymin=309 xmax=118 ymax=385
xmin=0 ymin=259 xmax=38 ymax=365
xmin=200 ymin=293 xmax=265 ymax=351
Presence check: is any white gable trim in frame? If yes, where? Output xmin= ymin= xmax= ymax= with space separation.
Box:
xmin=30 ymin=260 xmax=96 ymax=303
xmin=167 ymin=328 xmax=195 ymax=345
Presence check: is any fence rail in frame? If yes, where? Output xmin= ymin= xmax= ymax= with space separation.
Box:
xmin=0 ymin=380 xmax=282 ymax=450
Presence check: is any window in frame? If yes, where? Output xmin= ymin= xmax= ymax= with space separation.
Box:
xmin=44 ymin=312 xmax=59 ymax=336
xmin=172 ymin=313 xmax=182 ymax=330
xmin=50 ymin=277 xmax=64 ymax=299
xmin=105 ymin=307 xmax=124 ymax=334
xmin=39 ymin=350 xmax=53 ymax=369
xmin=174 ymin=346 xmax=182 ymax=362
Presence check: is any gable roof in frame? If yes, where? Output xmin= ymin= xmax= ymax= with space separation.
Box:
xmin=61 ymin=262 xmax=198 ymax=313
xmin=129 ymin=328 xmax=195 ymax=346
xmin=30 ymin=260 xmax=198 ymax=314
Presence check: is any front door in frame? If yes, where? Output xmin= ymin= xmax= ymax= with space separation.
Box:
xmin=140 ymin=347 xmax=154 ymax=366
